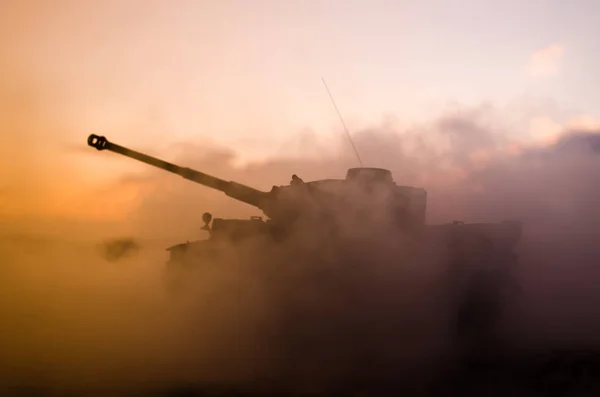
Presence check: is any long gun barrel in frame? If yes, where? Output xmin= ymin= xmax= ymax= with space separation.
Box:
xmin=87 ymin=134 xmax=269 ymax=209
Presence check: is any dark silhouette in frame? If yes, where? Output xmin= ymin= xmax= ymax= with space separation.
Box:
xmin=100 ymin=237 xmax=140 ymax=262
xmin=455 ymin=258 xmax=523 ymax=358
xmin=87 ymin=134 xmax=526 ymax=394
xmin=87 ymin=133 xmax=521 ymax=266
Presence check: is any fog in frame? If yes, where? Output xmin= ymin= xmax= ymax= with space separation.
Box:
xmin=2 ymin=111 xmax=600 ymax=394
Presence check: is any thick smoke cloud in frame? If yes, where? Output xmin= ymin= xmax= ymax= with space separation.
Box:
xmin=119 ymin=112 xmax=600 ymax=385
xmin=3 ymin=108 xmax=600 ymax=394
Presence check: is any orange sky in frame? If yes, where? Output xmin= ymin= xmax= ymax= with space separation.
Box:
xmin=4 ymin=8 xmax=600 ymax=384
xmin=2 ymin=1 xmax=599 ymax=235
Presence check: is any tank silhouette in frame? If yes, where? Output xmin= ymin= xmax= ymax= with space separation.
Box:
xmin=87 ymin=133 xmax=524 ymax=379
xmin=87 ymin=133 xmax=521 ymax=256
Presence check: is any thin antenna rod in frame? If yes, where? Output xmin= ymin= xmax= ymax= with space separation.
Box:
xmin=321 ymin=77 xmax=363 ymax=167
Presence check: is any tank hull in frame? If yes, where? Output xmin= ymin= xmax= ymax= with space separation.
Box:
xmin=160 ymin=220 xmax=523 ymax=392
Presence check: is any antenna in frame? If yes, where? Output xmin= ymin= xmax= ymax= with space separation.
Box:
xmin=321 ymin=77 xmax=363 ymax=167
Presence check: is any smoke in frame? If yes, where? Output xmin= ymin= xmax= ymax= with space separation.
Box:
xmin=3 ymin=3 xmax=600 ymax=393
xmin=118 ymin=113 xmax=600 ymax=389
xmin=100 ymin=237 xmax=141 ymax=262
xmin=3 ymin=105 xmax=600 ymax=394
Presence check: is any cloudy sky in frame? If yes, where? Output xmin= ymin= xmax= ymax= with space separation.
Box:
xmin=1 ymin=0 xmax=599 ymax=229
xmin=6 ymin=4 xmax=600 ymax=392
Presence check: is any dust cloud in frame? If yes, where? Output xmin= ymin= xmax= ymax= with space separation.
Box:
xmin=3 ymin=109 xmax=600 ymax=395
xmin=100 ymin=238 xmax=141 ymax=262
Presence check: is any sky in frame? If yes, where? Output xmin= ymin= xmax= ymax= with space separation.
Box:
xmin=1 ymin=0 xmax=600 ymax=230
xmin=4 ymin=3 xmax=600 ymax=392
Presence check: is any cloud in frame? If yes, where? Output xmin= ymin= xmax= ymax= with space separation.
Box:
xmin=5 ymin=103 xmax=600 ymax=394
xmin=528 ymin=43 xmax=564 ymax=78
xmin=528 ymin=116 xmax=563 ymax=146
xmin=569 ymin=115 xmax=600 ymax=131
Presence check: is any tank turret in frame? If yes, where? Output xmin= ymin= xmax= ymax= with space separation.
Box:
xmin=87 ymin=134 xmax=426 ymax=233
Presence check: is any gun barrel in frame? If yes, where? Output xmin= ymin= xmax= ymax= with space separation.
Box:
xmin=87 ymin=134 xmax=268 ymax=208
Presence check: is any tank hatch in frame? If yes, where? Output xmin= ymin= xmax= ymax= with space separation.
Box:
xmin=345 ymin=167 xmax=394 ymax=183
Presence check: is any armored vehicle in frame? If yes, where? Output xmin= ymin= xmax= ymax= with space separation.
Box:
xmin=87 ymin=133 xmax=525 ymax=391
xmin=87 ymin=133 xmax=521 ymax=261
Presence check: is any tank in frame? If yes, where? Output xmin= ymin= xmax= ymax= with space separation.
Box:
xmin=87 ymin=133 xmax=520 ymax=264
xmin=87 ymin=133 xmax=528 ymax=391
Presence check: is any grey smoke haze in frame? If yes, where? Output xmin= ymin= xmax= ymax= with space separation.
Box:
xmin=126 ymin=111 xmax=600 ymax=341
xmin=2 ymin=108 xmax=600 ymax=394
